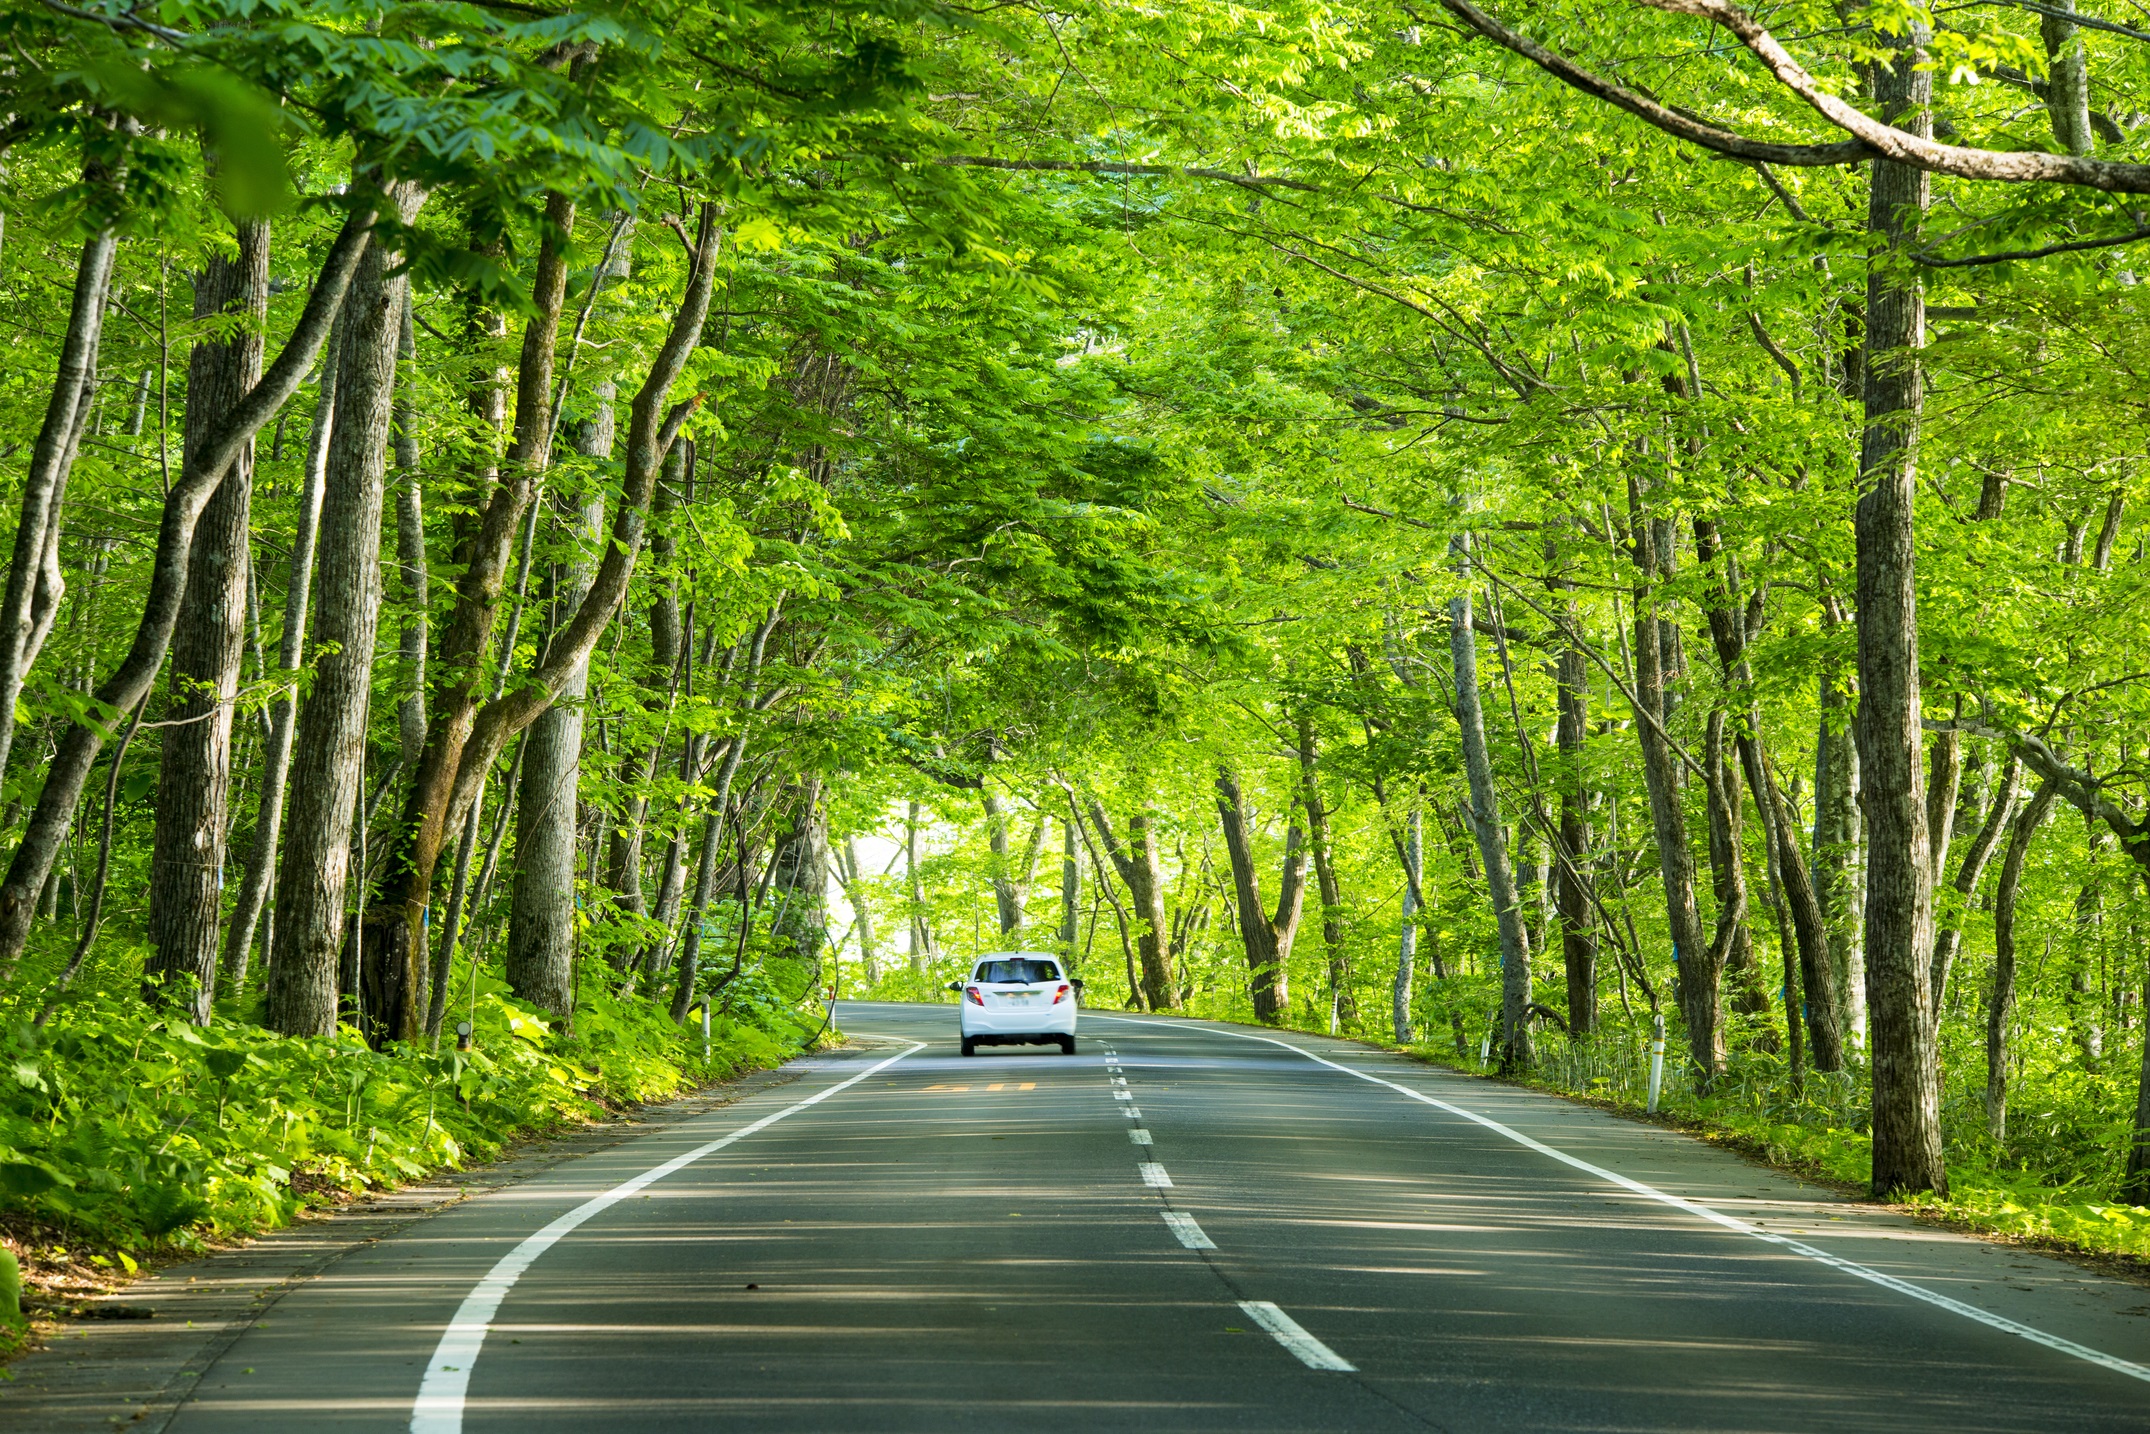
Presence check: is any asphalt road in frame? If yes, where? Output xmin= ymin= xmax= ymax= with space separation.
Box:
xmin=112 ymin=1002 xmax=2150 ymax=1430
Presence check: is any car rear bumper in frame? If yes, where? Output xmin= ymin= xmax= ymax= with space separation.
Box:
xmin=960 ymin=1005 xmax=1077 ymax=1038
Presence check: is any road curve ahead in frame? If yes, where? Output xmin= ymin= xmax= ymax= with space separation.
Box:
xmin=143 ymin=1001 xmax=2149 ymax=1432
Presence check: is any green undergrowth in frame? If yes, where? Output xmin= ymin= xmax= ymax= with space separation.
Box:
xmin=1391 ymin=1022 xmax=2150 ymax=1267
xmin=0 ymin=964 xmax=819 ymax=1261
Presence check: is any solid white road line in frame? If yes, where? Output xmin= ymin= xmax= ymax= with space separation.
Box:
xmin=1239 ymin=1300 xmax=1356 ymax=1372
xmin=409 ymin=1041 xmax=926 ymax=1434
xmin=1139 ymin=1161 xmax=1174 ymax=1188
xmin=1130 ymin=1128 xmax=1154 ymax=1145
xmin=1163 ymin=1212 xmax=1216 ymax=1250
xmin=1097 ymin=1015 xmax=2150 ymax=1388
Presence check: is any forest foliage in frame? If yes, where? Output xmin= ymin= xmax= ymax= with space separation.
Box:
xmin=1 ymin=0 xmax=2149 ymax=1283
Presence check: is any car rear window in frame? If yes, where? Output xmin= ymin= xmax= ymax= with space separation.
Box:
xmin=975 ymin=959 xmax=1060 ymax=984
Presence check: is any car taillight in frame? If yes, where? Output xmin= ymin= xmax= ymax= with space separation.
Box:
xmin=1053 ymin=983 xmax=1071 ymax=1005
xmin=966 ymin=987 xmax=984 ymax=1006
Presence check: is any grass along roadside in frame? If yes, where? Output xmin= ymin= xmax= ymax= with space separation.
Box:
xmin=1389 ymin=1032 xmax=2150 ymax=1277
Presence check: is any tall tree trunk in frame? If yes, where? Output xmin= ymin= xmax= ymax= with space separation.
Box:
xmin=2125 ymin=870 xmax=2150 ymax=1202
xmin=0 ymin=209 xmax=374 ymax=979
xmin=266 ymin=188 xmax=423 ymax=1038
xmin=1706 ymin=708 xmax=1770 ymax=1024
xmin=393 ymin=298 xmax=428 ymax=770
xmin=2042 ymin=1 xmax=2095 ymax=156
xmin=1926 ymin=725 xmax=1962 ymax=890
xmin=1299 ymin=718 xmax=1350 ymax=1031
xmin=985 ymin=791 xmax=1023 ymax=936
xmin=1627 ymin=496 xmax=1715 ymax=1079
xmin=225 ymin=303 xmax=343 ymax=988
xmin=604 ymin=444 xmax=687 ymax=938
xmin=767 ymin=780 xmax=829 ymax=981
xmin=1858 ymin=32 xmax=1947 ymax=1198
xmin=1987 ymin=781 xmax=2058 ymax=1144
xmin=1084 ymin=799 xmax=1178 ymax=1009
xmin=144 ymin=218 xmax=270 ymax=1022
xmin=1450 ymin=534 xmax=1533 ymax=1069
xmin=506 ymin=385 xmax=612 ymax=1017
xmin=671 ymin=808 xmax=724 ymax=1021
xmin=425 ymin=208 xmax=720 ymax=904
xmin=0 ymin=225 xmax=116 ymax=790
xmin=1394 ymin=801 xmax=1423 ymax=1044
xmin=1058 ymin=814 xmax=1081 ymax=971
xmin=1932 ymin=754 xmax=2024 ymax=1013
xmin=368 ymin=194 xmax=574 ymax=1035
xmin=1553 ymin=637 xmax=1597 ymax=1037
xmin=905 ymin=800 xmax=932 ymax=971
xmin=845 ymin=836 xmax=881 ymax=984
xmin=1815 ymin=667 xmax=1865 ymax=1044
xmin=1215 ymin=766 xmax=1307 ymax=1024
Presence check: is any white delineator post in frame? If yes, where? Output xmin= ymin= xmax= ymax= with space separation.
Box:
xmin=1647 ymin=1013 xmax=1666 ymax=1113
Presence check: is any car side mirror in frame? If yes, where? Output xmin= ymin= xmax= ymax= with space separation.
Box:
xmin=945 ymin=981 xmax=962 ymax=992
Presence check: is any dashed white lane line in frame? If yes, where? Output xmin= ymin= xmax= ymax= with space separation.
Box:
xmin=1114 ymin=1090 xmax=1132 ymax=1102
xmin=1111 ymin=1076 xmax=1128 ymax=1087
xmin=1097 ymin=1015 xmax=2150 ymax=1389
xmin=1240 ymin=1301 xmax=1356 ymax=1372
xmin=410 ymin=1040 xmax=926 ymax=1433
xmin=1130 ymin=1128 xmax=1153 ymax=1146
xmin=1140 ymin=1162 xmax=1174 ymax=1188
xmin=1163 ymin=1212 xmax=1216 ymax=1249
xmin=1122 ymin=1106 xmax=1142 ymax=1120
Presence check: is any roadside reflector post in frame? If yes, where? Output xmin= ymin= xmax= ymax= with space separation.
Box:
xmin=1646 ymin=1013 xmax=1666 ymax=1113
xmin=455 ymin=1020 xmax=472 ymax=1053
xmin=685 ymin=999 xmax=711 ymax=1060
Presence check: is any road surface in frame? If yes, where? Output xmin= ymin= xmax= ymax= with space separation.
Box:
xmin=21 ymin=1001 xmax=2150 ymax=1430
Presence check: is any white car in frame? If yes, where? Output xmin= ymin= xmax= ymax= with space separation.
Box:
xmin=951 ymin=953 xmax=1082 ymax=1056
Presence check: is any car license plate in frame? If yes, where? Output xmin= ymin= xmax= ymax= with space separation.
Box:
xmin=1006 ymin=992 xmax=1035 ymax=1004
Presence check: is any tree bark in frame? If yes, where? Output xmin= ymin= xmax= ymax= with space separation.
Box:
xmin=1815 ymin=666 xmax=1865 ymax=1044
xmin=844 ymin=836 xmax=882 ymax=983
xmin=356 ymin=193 xmax=573 ymax=1020
xmin=144 ymin=218 xmax=270 ymax=1022
xmin=1394 ymin=801 xmax=1423 ymax=1043
xmin=392 ymin=297 xmax=428 ymax=770
xmin=1450 ymin=535 xmax=1534 ymax=1069
xmin=367 ymin=203 xmax=716 ymax=1034
xmin=1626 ymin=496 xmax=1715 ymax=1079
xmin=1553 ymin=636 xmax=1597 ymax=1036
xmin=0 ymin=206 xmax=374 ymax=979
xmin=265 ymin=187 xmax=424 ymax=1037
xmin=1215 ymin=765 xmax=1307 ymax=1024
xmin=1084 ymin=798 xmax=1178 ymax=1009
xmin=225 ymin=302 xmax=343 ymax=988
xmin=1299 ymin=718 xmax=1350 ymax=1031
xmin=767 ymin=780 xmax=829 ymax=979
xmin=1987 ymin=780 xmax=2058 ymax=1144
xmin=2042 ymin=2 xmax=2095 ymax=156
xmin=506 ymin=386 xmax=612 ymax=1017
xmin=1058 ymin=813 xmax=1081 ymax=970
xmin=0 ymin=225 xmax=117 ymax=789
xmin=1858 ymin=34 xmax=1947 ymax=1199
xmin=1705 ymin=708 xmax=1771 ymax=1024
xmin=985 ymin=791 xmax=1024 ymax=936
xmin=1932 ymin=753 xmax=2024 ymax=1012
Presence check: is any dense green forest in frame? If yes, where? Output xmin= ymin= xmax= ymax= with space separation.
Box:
xmin=3 ymin=0 xmax=2150 ymax=1287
